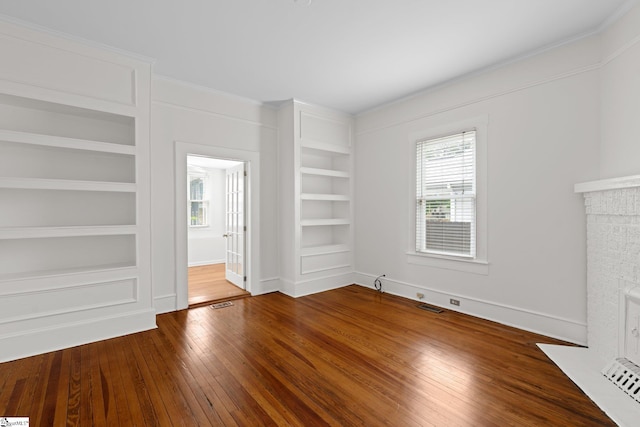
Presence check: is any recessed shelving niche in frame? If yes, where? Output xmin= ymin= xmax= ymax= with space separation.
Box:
xmin=0 ymin=93 xmax=138 ymax=284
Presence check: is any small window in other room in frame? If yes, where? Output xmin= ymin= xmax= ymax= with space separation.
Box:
xmin=416 ymin=130 xmax=476 ymax=258
xmin=188 ymin=173 xmax=209 ymax=227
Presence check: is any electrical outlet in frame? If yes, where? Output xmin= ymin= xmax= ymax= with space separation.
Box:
xmin=416 ymin=293 xmax=424 ymax=300
xmin=450 ymin=298 xmax=460 ymax=306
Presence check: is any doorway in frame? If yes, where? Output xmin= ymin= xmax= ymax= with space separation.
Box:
xmin=186 ymin=155 xmax=250 ymax=307
xmin=174 ymin=141 xmax=261 ymax=311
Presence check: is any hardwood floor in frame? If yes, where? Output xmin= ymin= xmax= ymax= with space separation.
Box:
xmin=188 ymin=263 xmax=250 ymax=307
xmin=0 ymin=285 xmax=615 ymax=426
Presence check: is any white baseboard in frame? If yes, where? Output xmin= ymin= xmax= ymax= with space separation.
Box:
xmin=0 ymin=308 xmax=157 ymax=363
xmin=280 ymin=272 xmax=355 ymax=298
xmin=154 ymin=278 xmax=280 ymax=312
xmin=252 ymin=277 xmax=280 ymax=295
xmin=187 ymin=259 xmax=225 ymax=267
xmin=154 ymin=293 xmax=177 ymax=314
xmin=354 ymin=272 xmax=587 ymax=345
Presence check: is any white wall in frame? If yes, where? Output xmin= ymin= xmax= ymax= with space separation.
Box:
xmin=187 ymin=167 xmax=226 ymax=266
xmin=354 ymin=35 xmax=603 ymax=344
xmin=151 ymin=77 xmax=279 ymax=312
xmin=599 ymin=3 xmax=640 ymax=179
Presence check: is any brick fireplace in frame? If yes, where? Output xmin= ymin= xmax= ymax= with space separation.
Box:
xmin=581 ymin=182 xmax=640 ymax=364
xmin=538 ymin=175 xmax=640 ymax=427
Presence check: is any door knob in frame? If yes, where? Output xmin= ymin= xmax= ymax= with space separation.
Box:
xmin=223 ymin=234 xmax=230 ymax=237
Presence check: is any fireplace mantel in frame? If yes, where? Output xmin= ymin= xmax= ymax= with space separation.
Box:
xmin=539 ymin=174 xmax=640 ymax=426
xmin=575 ymin=174 xmax=640 ymax=193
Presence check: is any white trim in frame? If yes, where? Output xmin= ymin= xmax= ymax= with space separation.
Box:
xmin=357 ymin=63 xmax=599 ymax=136
xmin=602 ymin=29 xmax=640 ymax=66
xmin=575 ymin=175 xmax=640 ymax=193
xmin=153 ymin=293 xmax=177 ymax=315
xmin=174 ymin=141 xmax=260 ymax=310
xmin=152 ymin=99 xmax=277 ymax=130
xmin=0 ymin=14 xmax=156 ymax=64
xmin=187 ymin=259 xmax=225 ymax=268
xmin=354 ymin=272 xmax=587 ymax=345
xmin=0 ymin=308 xmax=156 ymax=363
xmin=596 ymin=0 xmax=640 ymax=33
xmin=255 ymin=277 xmax=281 ymax=295
xmin=280 ymin=272 xmax=355 ymax=298
xmin=408 ymin=115 xmax=489 ymax=273
xmin=406 ymin=251 xmax=489 ymax=275
xmin=153 ymin=75 xmax=271 ymax=109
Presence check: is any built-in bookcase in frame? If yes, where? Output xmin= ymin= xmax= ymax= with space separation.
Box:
xmin=0 ymin=18 xmax=153 ymax=362
xmin=0 ymin=94 xmax=138 ymax=280
xmin=299 ymin=130 xmax=351 ymax=273
xmin=278 ymin=101 xmax=353 ymax=294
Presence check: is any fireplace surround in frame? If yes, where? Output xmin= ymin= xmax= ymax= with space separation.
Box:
xmin=539 ymin=175 xmax=640 ymax=427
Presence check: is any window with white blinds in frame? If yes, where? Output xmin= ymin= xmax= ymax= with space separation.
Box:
xmin=416 ymin=130 xmax=476 ymax=258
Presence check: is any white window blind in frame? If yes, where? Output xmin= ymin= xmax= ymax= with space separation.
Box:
xmin=188 ymin=173 xmax=209 ymax=227
xmin=416 ymin=131 xmax=476 ymax=257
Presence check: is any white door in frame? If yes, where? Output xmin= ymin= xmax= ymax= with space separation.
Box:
xmin=224 ymin=163 xmax=245 ymax=288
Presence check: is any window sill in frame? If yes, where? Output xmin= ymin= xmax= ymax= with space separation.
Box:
xmin=406 ymin=251 xmax=489 ymax=275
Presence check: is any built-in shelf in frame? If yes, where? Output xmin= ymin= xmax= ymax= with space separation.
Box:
xmin=300 ymin=193 xmax=350 ymax=201
xmin=0 ymin=177 xmax=136 ymax=192
xmin=300 ymin=167 xmax=349 ymax=178
xmin=300 ymin=218 xmax=350 ymax=226
xmin=300 ymin=139 xmax=350 ymax=155
xmin=0 ymin=225 xmax=136 ymax=240
xmin=301 ymin=244 xmax=349 ymax=257
xmin=0 ymin=129 xmax=136 ymax=155
xmin=0 ymin=263 xmax=137 ymax=284
xmin=575 ymin=175 xmax=640 ymax=193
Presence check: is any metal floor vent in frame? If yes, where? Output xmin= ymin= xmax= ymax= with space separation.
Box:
xmin=417 ymin=304 xmax=443 ymax=314
xmin=210 ymin=301 xmax=234 ymax=310
xmin=602 ymin=358 xmax=640 ymax=404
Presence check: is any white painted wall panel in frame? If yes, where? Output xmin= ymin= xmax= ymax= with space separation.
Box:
xmin=151 ymin=77 xmax=278 ymax=310
xmin=0 ymin=33 xmax=135 ymax=106
xmin=0 ymin=278 xmax=137 ymax=324
xmin=355 ymin=38 xmax=602 ymax=343
xmin=599 ymin=3 xmax=640 ymax=179
xmin=0 ymin=20 xmax=154 ymax=362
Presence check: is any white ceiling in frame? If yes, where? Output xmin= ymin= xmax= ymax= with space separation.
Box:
xmin=0 ymin=0 xmax=633 ymax=114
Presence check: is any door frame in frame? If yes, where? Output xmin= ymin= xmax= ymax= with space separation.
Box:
xmin=174 ymin=141 xmax=260 ymax=310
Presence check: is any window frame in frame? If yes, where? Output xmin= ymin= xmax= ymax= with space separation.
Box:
xmin=416 ymin=130 xmax=477 ymax=258
xmin=407 ymin=115 xmax=489 ymax=275
xmin=188 ymin=172 xmax=210 ymax=228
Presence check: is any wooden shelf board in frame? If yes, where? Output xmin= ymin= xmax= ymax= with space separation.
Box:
xmin=300 ymin=167 xmax=349 ymax=178
xmin=0 ymin=263 xmax=136 ymax=283
xmin=0 ymin=177 xmax=136 ymax=192
xmin=300 ymin=264 xmax=351 ymax=275
xmin=0 ymin=225 xmax=137 ymax=240
xmin=300 ymin=139 xmax=350 ymax=155
xmin=301 ymin=244 xmax=350 ymax=257
xmin=0 ymin=128 xmax=135 ymax=155
xmin=300 ymin=219 xmax=350 ymax=226
xmin=300 ymin=193 xmax=350 ymax=201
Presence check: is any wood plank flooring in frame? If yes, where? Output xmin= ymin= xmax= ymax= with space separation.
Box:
xmin=0 ymin=285 xmax=615 ymax=426
xmin=188 ymin=264 xmax=250 ymax=307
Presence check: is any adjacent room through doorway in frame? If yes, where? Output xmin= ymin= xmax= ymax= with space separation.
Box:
xmin=186 ymin=155 xmax=250 ymax=307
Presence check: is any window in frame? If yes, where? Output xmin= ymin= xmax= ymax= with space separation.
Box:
xmin=188 ymin=173 xmax=209 ymax=227
xmin=416 ymin=131 xmax=476 ymax=258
